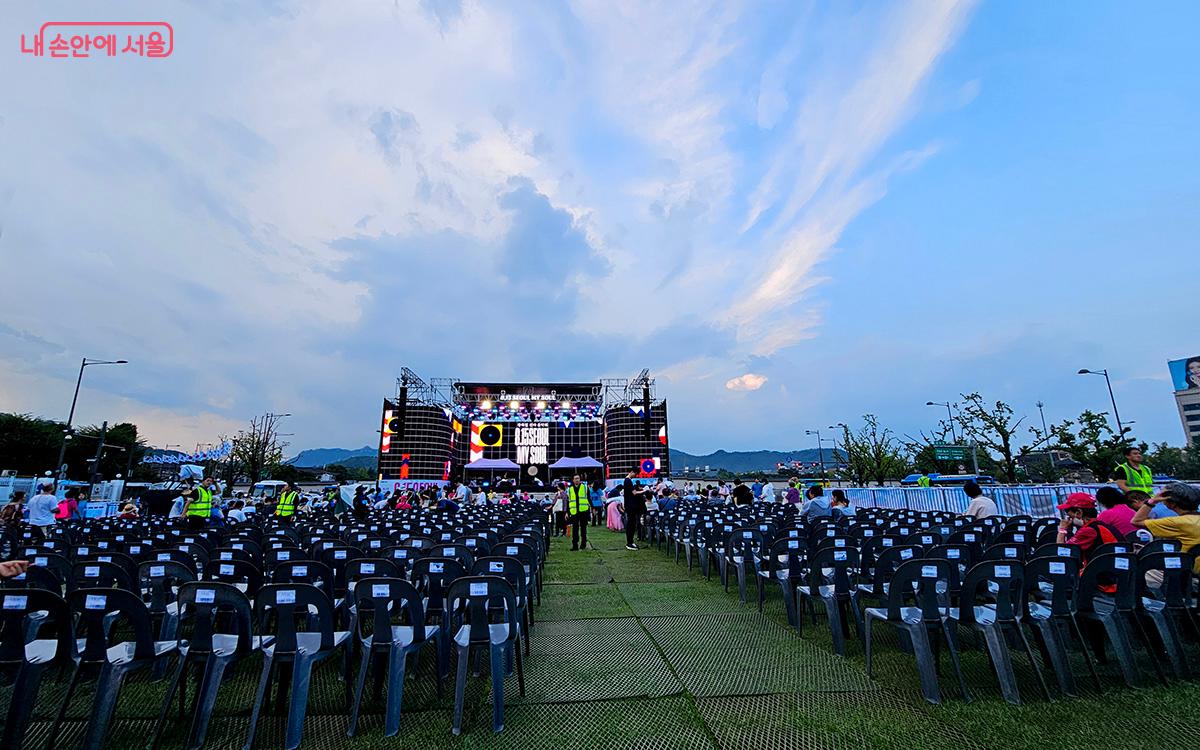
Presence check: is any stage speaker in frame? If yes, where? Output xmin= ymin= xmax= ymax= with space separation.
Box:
xmin=395 ymin=386 xmax=408 ymax=440
xmin=643 ymin=384 xmax=652 ymax=439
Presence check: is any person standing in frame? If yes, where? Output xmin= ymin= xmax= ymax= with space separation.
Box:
xmin=274 ymin=480 xmax=299 ymax=525
xmin=1112 ymin=447 xmax=1154 ymax=496
xmin=28 ymin=484 xmax=59 ymax=539
xmin=917 ymin=471 xmax=932 ymax=488
xmin=762 ymin=480 xmax=776 ymax=503
xmin=567 ymin=474 xmax=591 ymax=551
xmin=731 ymin=479 xmax=754 ymax=506
xmin=0 ymin=491 xmax=27 ymax=529
xmin=622 ymin=470 xmax=646 ymax=550
xmin=183 ymin=477 xmax=216 ymax=529
xmin=551 ymin=483 xmax=567 ymax=537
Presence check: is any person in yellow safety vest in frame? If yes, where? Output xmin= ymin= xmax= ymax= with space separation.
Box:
xmin=275 ymin=480 xmax=299 ymax=524
xmin=567 ymin=474 xmax=591 ymax=551
xmin=917 ymin=472 xmax=932 ymax=488
xmin=184 ymin=477 xmax=216 ymax=528
xmin=1112 ymin=446 xmax=1154 ymax=495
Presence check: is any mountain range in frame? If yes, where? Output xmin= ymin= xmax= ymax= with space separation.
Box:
xmin=289 ymin=445 xmax=843 ymax=473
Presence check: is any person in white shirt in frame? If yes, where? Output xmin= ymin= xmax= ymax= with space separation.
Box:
xmin=226 ymin=501 xmax=247 ymax=524
xmin=762 ymin=481 xmax=776 ymax=503
xmin=27 ymin=484 xmax=59 ymax=535
xmin=961 ymin=480 xmax=999 ymax=519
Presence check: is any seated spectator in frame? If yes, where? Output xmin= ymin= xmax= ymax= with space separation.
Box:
xmin=1095 ymin=485 xmax=1136 ymax=536
xmin=830 ymin=489 xmax=855 ymax=517
xmin=1132 ymin=482 xmax=1200 ymax=572
xmin=801 ymin=484 xmax=831 ymax=520
xmin=961 ymin=481 xmax=998 ymax=519
xmin=0 ymin=491 xmax=26 ymax=528
xmin=1056 ymin=492 xmax=1121 ymax=561
xmin=118 ymin=503 xmax=139 ymax=520
xmin=226 ymin=501 xmax=247 ymax=524
xmin=1126 ymin=489 xmax=1175 ymax=519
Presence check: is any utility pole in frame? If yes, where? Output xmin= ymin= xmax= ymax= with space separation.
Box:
xmin=90 ymin=421 xmax=108 ymax=484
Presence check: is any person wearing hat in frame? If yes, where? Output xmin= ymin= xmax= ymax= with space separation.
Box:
xmin=1132 ymin=482 xmax=1200 ymax=574
xmin=1056 ymin=492 xmax=1122 ymax=561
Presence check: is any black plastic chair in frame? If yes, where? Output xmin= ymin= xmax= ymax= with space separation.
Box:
xmin=951 ymin=560 xmax=1050 ymax=704
xmin=756 ymin=537 xmax=805 ymax=627
xmin=1136 ymin=551 xmax=1197 ymax=680
xmin=1024 ymin=555 xmax=1100 ymax=696
xmin=0 ymin=588 xmax=75 ymax=750
xmin=245 ymin=583 xmax=352 ymax=750
xmin=1077 ymin=552 xmax=1158 ymax=687
xmin=446 ymin=576 xmax=524 ymax=735
xmin=797 ymin=546 xmax=861 ymax=656
xmin=346 ymin=578 xmax=444 ymax=738
xmin=151 ymin=582 xmax=256 ymax=750
xmin=49 ymin=588 xmax=176 ymax=750
xmin=864 ymin=558 xmax=969 ymax=704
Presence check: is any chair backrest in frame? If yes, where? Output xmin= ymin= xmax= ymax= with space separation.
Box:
xmin=265 ymin=545 xmax=307 ymax=570
xmin=726 ymin=528 xmax=766 ymax=558
xmin=70 ymin=587 xmax=157 ymax=662
xmin=868 ymin=545 xmax=923 ymax=593
xmin=981 ymin=543 xmax=1029 ymax=562
xmin=139 ymin=559 xmax=197 ymax=615
xmin=1136 ymin=551 xmax=1196 ymax=608
xmin=352 ymin=577 xmax=426 ymax=645
xmin=204 ymin=559 xmax=264 ymax=594
xmin=495 ymin=542 xmax=540 ymax=584
xmin=767 ymin=537 xmax=806 ymax=576
xmin=254 ymin=583 xmax=338 ymax=653
xmin=445 ymin=575 xmax=518 ymax=644
xmin=884 ymin=558 xmax=952 ymax=623
xmin=958 ymin=560 xmax=1026 ymax=625
xmin=0 ymin=588 xmax=73 ymax=665
xmin=271 ymin=559 xmax=335 ymax=593
xmin=1138 ymin=539 xmax=1183 ymax=556
xmin=1077 ymin=552 xmax=1137 ymax=613
xmin=410 ymin=556 xmax=468 ymax=615
xmin=346 ymin=558 xmax=400 ymax=586
xmin=175 ymin=581 xmax=255 ymax=656
xmin=1024 ymin=555 xmax=1081 ymax=616
xmin=428 ymin=543 xmax=475 ymax=570
xmin=380 ymin=546 xmax=426 ymax=576
xmin=72 ymin=559 xmax=136 ymax=591
xmin=26 ymin=552 xmax=72 ymax=587
xmin=211 ymin=547 xmax=258 ymax=567
xmin=1032 ymin=543 xmax=1081 ymax=562
xmin=1093 ymin=541 xmax=1133 ymax=558
xmin=470 ymin=556 xmax=527 ymax=603
xmin=805 ymin=546 xmax=860 ymax=596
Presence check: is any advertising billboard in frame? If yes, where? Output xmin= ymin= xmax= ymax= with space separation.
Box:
xmin=1168 ymin=356 xmax=1200 ymax=392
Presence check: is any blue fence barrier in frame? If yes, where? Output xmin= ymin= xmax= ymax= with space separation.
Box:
xmin=842 ymin=484 xmax=1176 ymax=519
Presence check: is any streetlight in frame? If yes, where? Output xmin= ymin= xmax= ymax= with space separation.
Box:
xmin=925 ymin=401 xmax=957 ymax=443
xmin=805 ymin=429 xmax=827 ymax=479
xmin=1036 ymin=400 xmax=1055 ymax=470
xmin=1077 ymin=368 xmax=1126 ymax=438
xmin=55 ymin=357 xmax=128 ymax=479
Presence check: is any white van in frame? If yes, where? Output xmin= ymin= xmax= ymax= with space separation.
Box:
xmin=250 ymin=480 xmax=288 ymax=501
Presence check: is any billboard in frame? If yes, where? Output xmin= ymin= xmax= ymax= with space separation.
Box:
xmin=1168 ymin=356 xmax=1200 ymax=392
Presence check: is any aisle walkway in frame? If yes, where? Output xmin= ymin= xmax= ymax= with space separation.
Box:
xmin=18 ymin=528 xmax=1200 ymax=749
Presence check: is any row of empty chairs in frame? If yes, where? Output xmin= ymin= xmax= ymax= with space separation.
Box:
xmin=0 ymin=502 xmax=550 ymax=749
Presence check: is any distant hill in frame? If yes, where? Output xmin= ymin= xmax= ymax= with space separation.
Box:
xmin=669 ymin=448 xmax=845 ymax=473
xmin=288 ymin=446 xmax=375 ymax=468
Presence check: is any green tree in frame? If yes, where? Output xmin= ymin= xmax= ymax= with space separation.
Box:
xmin=1146 ymin=441 xmax=1200 ymax=480
xmin=1050 ymin=410 xmax=1141 ymax=481
xmin=957 ymin=392 xmax=1051 ymax=483
xmin=0 ymin=413 xmax=63 ymax=475
xmin=839 ymin=415 xmax=910 ymax=486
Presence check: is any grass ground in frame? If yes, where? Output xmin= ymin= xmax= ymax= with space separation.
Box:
xmin=12 ymin=528 xmax=1200 ymax=749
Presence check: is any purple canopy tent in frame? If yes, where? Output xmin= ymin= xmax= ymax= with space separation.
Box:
xmin=464 ymin=458 xmax=521 ymax=471
xmin=548 ymin=456 xmax=603 ymax=470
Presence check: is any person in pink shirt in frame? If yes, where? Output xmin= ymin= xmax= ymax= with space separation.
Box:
xmin=1094 ymin=485 xmax=1136 ymax=537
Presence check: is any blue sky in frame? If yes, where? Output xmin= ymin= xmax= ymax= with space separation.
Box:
xmin=0 ymin=0 xmax=1196 ymax=455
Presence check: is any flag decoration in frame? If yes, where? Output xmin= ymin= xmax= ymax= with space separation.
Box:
xmin=658 ymin=425 xmax=667 ymax=446
xmin=639 ymin=457 xmax=657 ymax=476
xmin=141 ymin=441 xmax=232 ymax=465
xmin=442 ymin=460 xmax=451 ymax=481
xmin=630 ymin=405 xmax=645 ymax=416
xmin=381 ymin=405 xmax=395 ymax=453
xmin=399 ymin=454 xmax=411 ymax=479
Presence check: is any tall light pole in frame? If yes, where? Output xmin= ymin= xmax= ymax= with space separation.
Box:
xmin=805 ymin=429 xmax=827 ymax=480
xmin=925 ymin=401 xmax=958 ymax=443
xmin=1077 ymin=368 xmax=1126 ymax=438
xmin=1036 ymin=400 xmax=1055 ymax=470
xmin=55 ymin=357 xmax=128 ymax=479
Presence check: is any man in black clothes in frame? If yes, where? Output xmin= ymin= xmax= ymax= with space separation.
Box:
xmin=731 ymin=479 xmax=754 ymax=506
xmin=622 ymin=470 xmax=647 ymax=550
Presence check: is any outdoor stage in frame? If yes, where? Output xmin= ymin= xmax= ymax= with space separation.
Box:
xmin=376 ymin=367 xmax=668 ymax=491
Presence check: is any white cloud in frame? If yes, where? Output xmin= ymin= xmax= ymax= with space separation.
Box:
xmin=725 ymin=373 xmax=768 ymax=392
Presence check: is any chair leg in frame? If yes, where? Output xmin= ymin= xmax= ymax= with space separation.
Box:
xmin=941 ymin=619 xmax=972 ymax=702
xmin=346 ymin=646 xmax=372 ymax=738
xmin=906 ymin=624 xmax=943 ymax=704
xmin=514 ymin=634 xmax=525 ymax=697
xmin=2 ymin=663 xmax=46 ymax=750
xmin=826 ymin=597 xmax=846 ymax=657
xmin=864 ymin=617 xmax=874 ymax=677
xmin=1033 ymin=619 xmax=1077 ymax=697
xmin=283 ymin=655 xmax=316 ymax=750
xmin=188 ymin=654 xmax=232 ymax=750
xmin=981 ymin=625 xmax=1021 ymax=705
xmin=82 ymin=664 xmax=125 ymax=750
xmin=1069 ymin=615 xmax=1104 ymax=693
xmin=152 ymin=658 xmax=187 ymax=750
xmin=488 ymin=644 xmax=506 ymax=732
xmin=736 ymin=564 xmax=748 ymax=605
xmin=384 ymin=646 xmax=408 ymax=737
xmin=45 ymin=662 xmax=83 ymax=750
xmin=243 ymin=652 xmax=275 ymax=750
xmin=1099 ymin=615 xmax=1140 ymax=688
xmin=452 ymin=643 xmax=470 ymax=736
xmin=1016 ymin=621 xmax=1054 ymax=702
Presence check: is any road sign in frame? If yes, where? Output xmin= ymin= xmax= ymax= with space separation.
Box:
xmin=933 ymin=445 xmax=970 ymax=461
